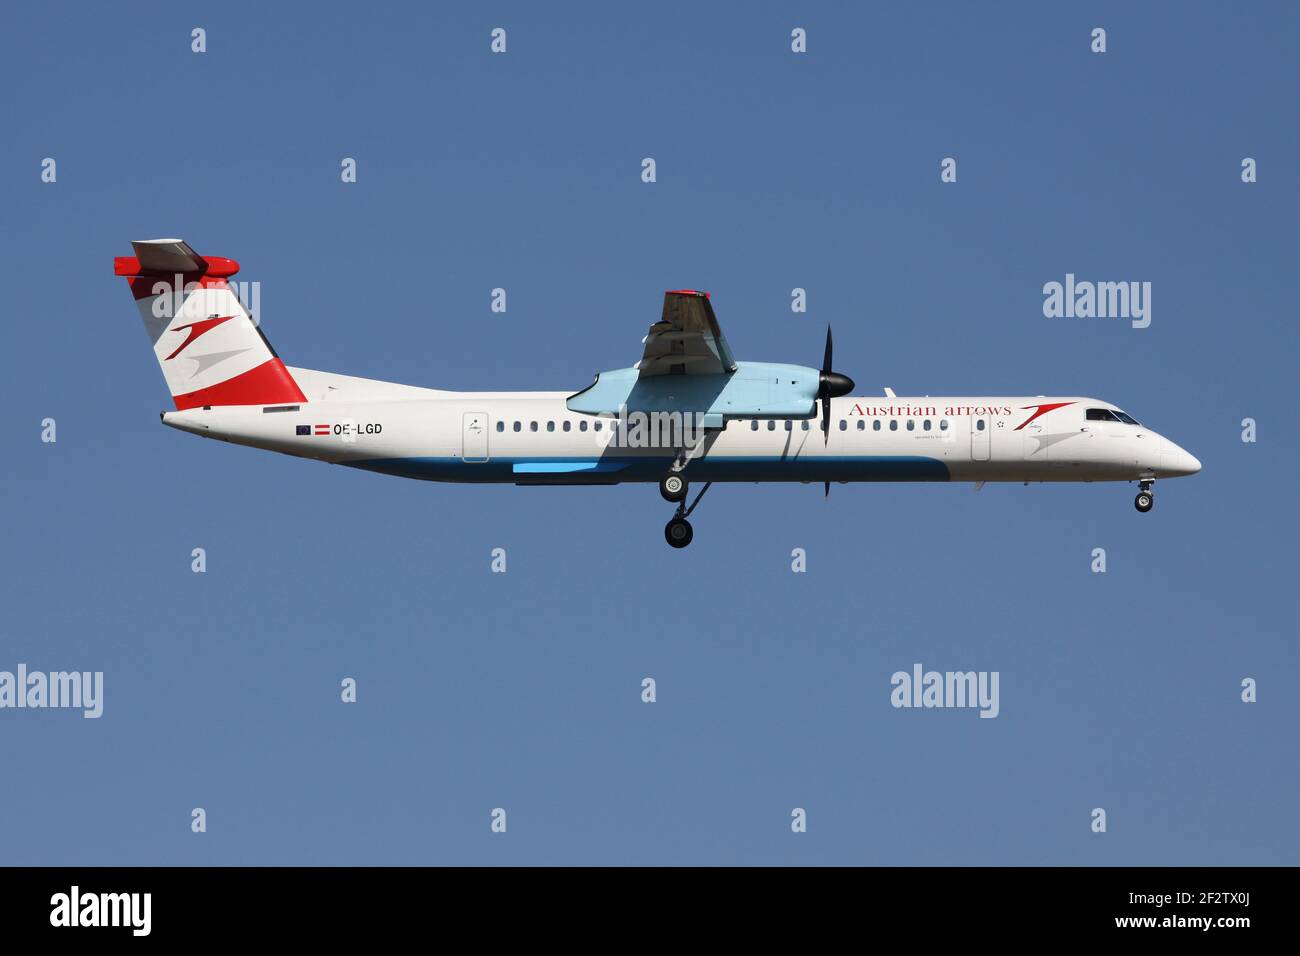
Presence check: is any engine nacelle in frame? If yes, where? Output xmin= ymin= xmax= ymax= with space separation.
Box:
xmin=567 ymin=361 xmax=822 ymax=426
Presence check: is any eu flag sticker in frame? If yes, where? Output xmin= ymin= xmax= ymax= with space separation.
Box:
xmin=295 ymin=425 xmax=311 ymax=436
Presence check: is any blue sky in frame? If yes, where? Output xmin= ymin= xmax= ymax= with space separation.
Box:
xmin=1 ymin=1 xmax=1296 ymax=864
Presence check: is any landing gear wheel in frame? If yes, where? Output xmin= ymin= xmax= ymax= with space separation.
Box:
xmin=664 ymin=517 xmax=694 ymax=548
xmin=1134 ymin=491 xmax=1154 ymax=513
xmin=660 ymin=474 xmax=688 ymax=503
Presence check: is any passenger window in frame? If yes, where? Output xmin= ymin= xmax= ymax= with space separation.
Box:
xmin=873 ymin=420 xmax=882 ymax=431
xmin=940 ymin=419 xmax=948 ymax=431
xmin=751 ymin=420 xmax=759 ymax=431
xmin=857 ymin=420 xmax=865 ymax=430
xmin=579 ymin=420 xmax=588 ymax=432
xmin=593 ymin=421 xmax=602 ymax=432
xmin=785 ymin=421 xmax=792 ymax=431
xmin=976 ymin=419 xmax=985 ymax=431
xmin=923 ymin=419 xmax=931 ymax=431
xmin=768 ymin=420 xmax=776 ymax=431
xmin=839 ymin=420 xmax=847 ymax=431
xmin=563 ymin=421 xmax=571 ymax=432
xmin=496 ymin=421 xmax=504 ymax=432
xmin=547 ymin=421 xmax=554 ymax=432
xmin=889 ymin=420 xmax=898 ymax=431
xmin=513 ymin=421 xmax=521 ymax=432
xmin=801 ymin=421 xmax=809 ymax=431
xmin=530 ymin=421 xmax=538 ymax=432
xmin=906 ymin=420 xmax=915 ymax=431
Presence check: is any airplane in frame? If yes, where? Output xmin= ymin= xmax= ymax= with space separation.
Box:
xmin=117 ymin=238 xmax=1201 ymax=548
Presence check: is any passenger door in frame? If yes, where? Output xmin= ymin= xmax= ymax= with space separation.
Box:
xmin=970 ymin=415 xmax=991 ymax=462
xmin=462 ymin=412 xmax=489 ymax=462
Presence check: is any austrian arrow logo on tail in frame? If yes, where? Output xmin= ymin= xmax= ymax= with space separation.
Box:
xmin=1014 ymin=401 xmax=1075 ymax=430
xmin=165 ymin=315 xmax=236 ymax=360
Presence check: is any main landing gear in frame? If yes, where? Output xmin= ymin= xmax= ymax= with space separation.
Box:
xmin=665 ymin=516 xmax=693 ymax=548
xmin=663 ymin=480 xmax=712 ymax=549
xmin=659 ymin=473 xmax=687 ymax=503
xmin=1134 ymin=479 xmax=1154 ymax=513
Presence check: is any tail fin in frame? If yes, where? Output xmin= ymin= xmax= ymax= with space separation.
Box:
xmin=116 ymin=239 xmax=306 ymax=409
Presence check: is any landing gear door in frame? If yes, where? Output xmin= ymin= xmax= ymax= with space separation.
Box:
xmin=462 ymin=412 xmax=489 ymax=462
xmin=971 ymin=415 xmax=991 ymax=462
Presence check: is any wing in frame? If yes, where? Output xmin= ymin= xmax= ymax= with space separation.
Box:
xmin=637 ymin=290 xmax=737 ymax=377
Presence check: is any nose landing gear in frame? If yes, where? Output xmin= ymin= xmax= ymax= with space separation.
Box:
xmin=1134 ymin=479 xmax=1154 ymax=513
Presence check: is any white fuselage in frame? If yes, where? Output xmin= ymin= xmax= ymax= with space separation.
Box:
xmin=160 ymin=368 xmax=1201 ymax=487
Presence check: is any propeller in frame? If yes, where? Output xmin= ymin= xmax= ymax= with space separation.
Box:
xmin=816 ymin=325 xmax=854 ymax=499
xmin=817 ymin=325 xmax=855 ymax=445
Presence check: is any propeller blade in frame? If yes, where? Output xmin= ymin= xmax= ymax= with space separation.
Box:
xmin=816 ymin=323 xmax=852 ymax=444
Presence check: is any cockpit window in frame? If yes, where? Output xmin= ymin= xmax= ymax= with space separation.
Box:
xmin=1087 ymin=407 xmax=1142 ymax=425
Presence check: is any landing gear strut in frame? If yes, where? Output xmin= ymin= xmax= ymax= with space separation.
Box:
xmin=664 ymin=481 xmax=713 ymax=549
xmin=1134 ymin=479 xmax=1154 ymax=514
xmin=659 ymin=473 xmax=687 ymax=503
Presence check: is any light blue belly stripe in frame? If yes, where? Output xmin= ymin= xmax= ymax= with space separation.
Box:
xmin=512 ymin=460 xmax=624 ymax=474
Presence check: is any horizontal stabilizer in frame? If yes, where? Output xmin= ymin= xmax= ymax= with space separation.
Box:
xmin=115 ymin=239 xmax=240 ymax=278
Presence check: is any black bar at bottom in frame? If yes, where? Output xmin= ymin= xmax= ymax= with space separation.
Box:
xmin=0 ymin=866 xmax=1276 ymax=941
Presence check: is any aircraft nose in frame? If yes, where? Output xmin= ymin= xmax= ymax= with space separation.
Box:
xmin=1162 ymin=444 xmax=1201 ymax=477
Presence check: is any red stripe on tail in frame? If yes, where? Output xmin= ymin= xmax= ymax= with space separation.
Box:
xmin=171 ymin=358 xmax=307 ymax=410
